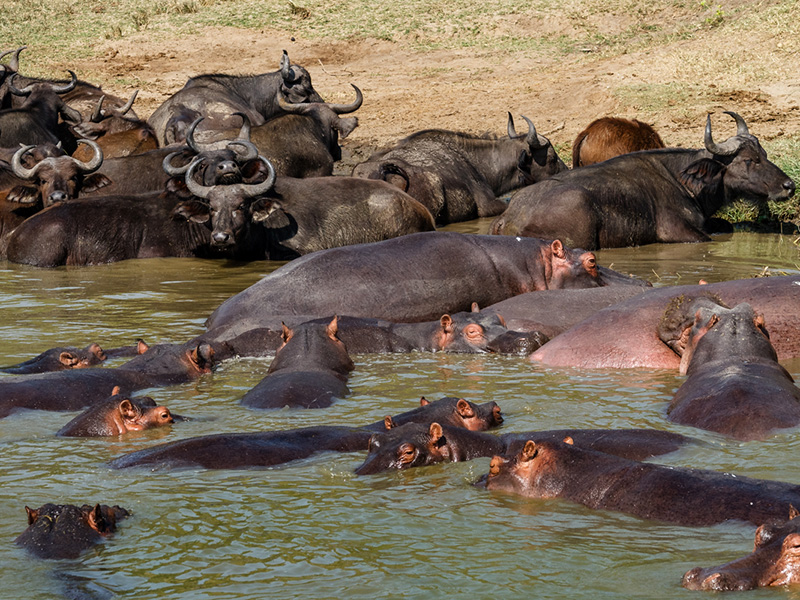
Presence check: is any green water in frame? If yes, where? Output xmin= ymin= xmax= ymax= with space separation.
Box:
xmin=1 ymin=232 xmax=800 ymax=599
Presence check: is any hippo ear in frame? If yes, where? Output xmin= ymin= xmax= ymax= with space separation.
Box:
xmin=111 ymin=385 xmax=122 ymax=396
xmin=754 ymin=314 xmax=770 ymax=339
xmin=86 ymin=504 xmax=109 ymax=534
xmin=489 ymin=456 xmax=503 ymax=476
xmin=563 ymin=436 xmax=575 ymax=445
xmin=25 ymin=506 xmax=38 ymax=525
xmin=495 ymin=313 xmax=507 ymax=327
xmin=521 ymin=440 xmax=537 ymax=461
xmin=281 ymin=322 xmax=293 ymax=344
xmin=790 ymin=505 xmax=800 ymax=520
xmin=58 ymin=352 xmax=79 ymax=367
xmin=455 ymin=398 xmax=475 ymax=418
xmin=429 ymin=422 xmax=443 ymax=443
xmin=471 ymin=302 xmax=480 ymax=313
xmin=383 ymin=415 xmax=396 ymax=430
xmin=191 ymin=343 xmax=215 ymax=371
xmin=118 ymin=399 xmax=137 ymax=419
xmin=419 ymin=396 xmax=429 ymax=406
xmin=439 ymin=315 xmax=454 ymax=334
xmin=136 ymin=339 xmax=150 ymax=354
xmin=326 ymin=316 xmax=339 ymax=340
xmin=550 ymin=239 xmax=566 ymax=259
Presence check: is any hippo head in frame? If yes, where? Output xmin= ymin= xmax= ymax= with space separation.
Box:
xmin=683 ymin=508 xmax=800 ymax=591
xmin=15 ymin=503 xmax=129 ymax=559
xmin=483 ymin=438 xmax=573 ymax=495
xmin=388 ymin=396 xmax=503 ymax=432
xmin=355 ymin=422 xmax=453 ymax=475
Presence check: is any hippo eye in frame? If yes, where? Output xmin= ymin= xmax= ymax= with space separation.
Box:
xmin=464 ymin=325 xmax=483 ymax=339
xmin=160 ymin=412 xmax=170 ymax=419
xmin=397 ymin=443 xmax=417 ymax=465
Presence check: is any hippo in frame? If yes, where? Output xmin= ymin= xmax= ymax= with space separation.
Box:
xmin=204 ymin=231 xmax=646 ymax=335
xmin=15 ymin=503 xmax=129 ymax=559
xmin=110 ymin=396 xmax=506 ymax=470
xmin=57 ymin=387 xmax=174 ymax=437
xmin=355 ymin=424 xmax=693 ymax=475
xmin=363 ymin=396 xmax=504 ymax=432
xmin=659 ymin=298 xmax=800 ymax=440
xmin=1 ymin=343 xmax=106 ymax=374
xmin=0 ymin=342 xmax=215 ymax=418
xmin=483 ymin=439 xmax=800 ymax=527
xmin=682 ymin=508 xmax=800 ymax=591
xmin=530 ymin=275 xmax=800 ymax=369
xmin=201 ymin=309 xmax=548 ymax=357
xmin=239 ymin=317 xmax=354 ymax=410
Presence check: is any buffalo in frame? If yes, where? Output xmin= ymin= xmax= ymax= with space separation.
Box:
xmin=490 ymin=111 xmax=795 ymax=249
xmin=351 ymin=113 xmax=567 ymax=225
xmin=571 ymin=116 xmax=665 ymax=168
xmin=147 ymin=50 xmax=325 ymax=145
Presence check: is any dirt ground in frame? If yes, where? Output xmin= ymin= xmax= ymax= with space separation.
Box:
xmin=61 ymin=23 xmax=800 ymax=171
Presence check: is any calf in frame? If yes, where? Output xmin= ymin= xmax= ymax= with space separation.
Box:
xmin=571 ymin=116 xmax=665 ymax=168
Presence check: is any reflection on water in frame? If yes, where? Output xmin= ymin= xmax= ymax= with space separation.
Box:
xmin=0 ymin=233 xmax=799 ymax=599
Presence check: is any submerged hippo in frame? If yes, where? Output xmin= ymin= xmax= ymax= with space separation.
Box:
xmin=363 ymin=396 xmax=504 ymax=432
xmin=57 ymin=387 xmax=174 ymax=437
xmin=0 ymin=342 xmax=215 ymax=418
xmin=205 ymin=231 xmax=644 ymax=334
xmin=1 ymin=343 xmax=106 ymax=374
xmin=15 ymin=503 xmax=129 ymax=560
xmin=531 ymin=275 xmax=800 ymax=369
xmin=239 ymin=317 xmax=354 ymax=410
xmin=659 ymin=297 xmax=800 ymax=440
xmin=483 ymin=439 xmax=800 ymax=527
xmin=683 ymin=508 xmax=800 ymax=591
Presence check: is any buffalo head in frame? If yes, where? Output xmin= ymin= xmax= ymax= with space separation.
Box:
xmin=9 ymin=140 xmax=108 ymax=206
xmin=703 ymin=111 xmax=795 ymax=203
xmin=279 ymin=50 xmax=324 ymax=104
xmin=505 ymin=113 xmax=568 ymax=192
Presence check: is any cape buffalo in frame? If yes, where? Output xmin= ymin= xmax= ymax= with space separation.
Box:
xmin=491 ymin=111 xmax=795 ymax=249
xmin=352 ymin=113 xmax=567 ymax=225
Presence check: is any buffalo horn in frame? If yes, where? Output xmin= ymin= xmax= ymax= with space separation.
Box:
xmin=704 ymin=113 xmax=742 ymax=156
xmin=91 ymin=95 xmax=106 ymax=123
xmin=185 ymin=155 xmax=277 ymax=200
xmin=11 ymin=144 xmax=40 ymax=180
xmin=162 ymin=148 xmax=194 ymax=176
xmin=72 ymin=140 xmax=104 ymax=173
xmin=185 ymin=117 xmax=205 ymax=154
xmin=724 ymin=110 xmax=751 ymax=137
xmin=279 ymin=84 xmax=363 ymax=115
xmin=50 ymin=70 xmax=78 ymax=95
xmin=184 ymin=159 xmax=213 ymax=200
xmin=119 ymin=90 xmax=138 ymax=115
xmin=241 ymin=156 xmax=277 ymax=198
xmin=280 ymin=49 xmax=296 ymax=83
xmin=7 ymin=73 xmax=32 ymax=96
xmin=0 ymin=46 xmax=26 ymax=71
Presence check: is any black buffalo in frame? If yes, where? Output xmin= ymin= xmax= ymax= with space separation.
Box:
xmin=351 ymin=113 xmax=567 ymax=225
xmin=176 ymin=157 xmax=435 ymax=259
xmin=490 ymin=111 xmax=796 ymax=249
xmin=147 ymin=50 xmax=325 ymax=145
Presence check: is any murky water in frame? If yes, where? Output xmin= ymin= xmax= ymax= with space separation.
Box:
xmin=1 ymin=232 xmax=800 ymax=599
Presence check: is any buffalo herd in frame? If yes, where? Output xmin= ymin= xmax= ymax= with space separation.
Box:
xmin=4 ymin=45 xmax=800 ymax=596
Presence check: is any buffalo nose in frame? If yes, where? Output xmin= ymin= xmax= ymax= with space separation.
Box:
xmin=48 ymin=191 xmax=68 ymax=205
xmin=217 ymin=161 xmax=237 ymax=175
xmin=784 ymin=179 xmax=796 ymax=196
xmin=212 ymin=231 xmax=231 ymax=245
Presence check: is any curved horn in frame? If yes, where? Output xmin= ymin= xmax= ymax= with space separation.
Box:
xmin=184 ymin=159 xmax=212 ymax=200
xmin=7 ymin=73 xmax=33 ymax=96
xmin=231 ymin=112 xmax=252 ymax=142
xmin=119 ymin=89 xmax=138 ymax=115
xmin=704 ymin=113 xmax=741 ymax=156
xmin=91 ymin=95 xmax=106 ymax=123
xmin=507 ymin=112 xmax=518 ymax=138
xmin=521 ymin=115 xmax=544 ymax=149
xmin=162 ymin=147 xmax=193 ymax=176
xmin=11 ymin=144 xmax=40 ymax=180
xmin=72 ymin=140 xmax=104 ymax=173
xmin=329 ymin=84 xmax=363 ymax=114
xmin=0 ymin=46 xmax=26 ymax=71
xmin=724 ymin=110 xmax=750 ymax=137
xmin=185 ymin=117 xmax=205 ymax=154
xmin=240 ymin=156 xmax=277 ymax=199
xmin=226 ymin=140 xmax=259 ymax=162
xmin=277 ymin=90 xmax=310 ymax=114
xmin=51 ymin=70 xmax=78 ymax=95
xmin=280 ymin=49 xmax=293 ymax=82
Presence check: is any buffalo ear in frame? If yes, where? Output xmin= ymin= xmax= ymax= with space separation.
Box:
xmin=679 ymin=158 xmax=725 ymax=197
xmin=81 ymin=173 xmax=112 ymax=194
xmin=165 ymin=177 xmax=190 ymax=196
xmin=241 ymin=157 xmax=272 ymax=182
xmin=335 ymin=116 xmax=359 ymax=139
xmin=6 ymin=185 xmax=39 ymax=204
xmin=58 ymin=352 xmax=79 ymax=367
xmin=172 ymin=200 xmax=210 ymax=223
xmin=25 ymin=506 xmax=38 ymax=525
xmin=253 ymin=200 xmax=289 ymax=227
